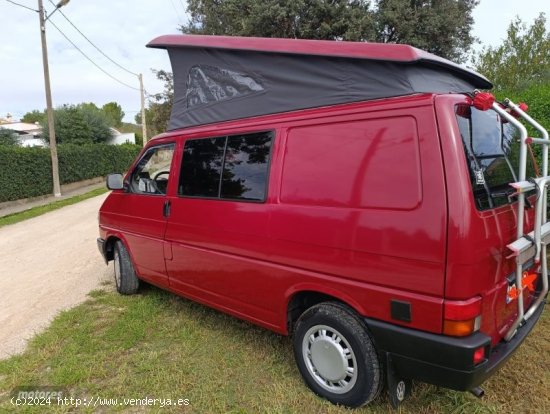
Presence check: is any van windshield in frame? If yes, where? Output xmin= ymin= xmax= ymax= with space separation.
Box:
xmin=456 ymin=105 xmax=537 ymax=210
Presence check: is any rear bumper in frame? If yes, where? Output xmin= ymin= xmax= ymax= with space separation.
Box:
xmin=365 ymin=300 xmax=545 ymax=391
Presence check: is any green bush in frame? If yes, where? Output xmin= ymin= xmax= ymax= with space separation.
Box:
xmin=0 ymin=144 xmax=141 ymax=202
xmin=496 ymin=83 xmax=550 ymax=133
xmin=496 ymin=83 xmax=550 ymax=165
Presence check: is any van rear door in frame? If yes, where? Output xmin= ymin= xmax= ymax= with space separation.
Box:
xmin=435 ymin=94 xmax=539 ymax=345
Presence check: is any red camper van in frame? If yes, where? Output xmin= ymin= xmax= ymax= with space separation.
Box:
xmin=97 ymin=35 xmax=548 ymax=408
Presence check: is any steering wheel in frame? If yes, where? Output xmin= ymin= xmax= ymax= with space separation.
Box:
xmin=153 ymin=171 xmax=170 ymax=181
xmin=151 ymin=171 xmax=170 ymax=193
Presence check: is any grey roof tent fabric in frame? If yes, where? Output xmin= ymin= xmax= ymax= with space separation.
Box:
xmin=148 ymin=36 xmax=493 ymax=131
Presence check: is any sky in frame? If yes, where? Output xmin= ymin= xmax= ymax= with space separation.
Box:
xmin=0 ymin=0 xmax=548 ymax=123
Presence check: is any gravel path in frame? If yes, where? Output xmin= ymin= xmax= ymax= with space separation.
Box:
xmin=0 ymin=193 xmax=112 ymax=359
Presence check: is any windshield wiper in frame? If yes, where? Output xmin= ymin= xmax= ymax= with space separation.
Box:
xmin=490 ymin=188 xmax=533 ymax=209
xmin=489 ymin=189 xmax=514 ymax=198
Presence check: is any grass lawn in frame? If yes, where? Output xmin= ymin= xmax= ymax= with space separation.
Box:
xmin=0 ymin=187 xmax=108 ymax=228
xmin=0 ymin=280 xmax=548 ymax=413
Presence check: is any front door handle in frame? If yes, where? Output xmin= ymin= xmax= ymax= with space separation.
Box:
xmin=163 ymin=200 xmax=171 ymax=218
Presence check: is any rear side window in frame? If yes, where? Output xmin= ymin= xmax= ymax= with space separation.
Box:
xmin=179 ymin=131 xmax=273 ymax=201
xmin=456 ymin=105 xmax=536 ymax=210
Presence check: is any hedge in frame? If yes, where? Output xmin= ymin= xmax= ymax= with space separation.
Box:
xmin=496 ymin=83 xmax=550 ymax=133
xmin=496 ymin=84 xmax=550 ymax=164
xmin=0 ymin=144 xmax=142 ymax=202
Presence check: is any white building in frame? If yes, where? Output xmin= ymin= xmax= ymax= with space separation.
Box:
xmin=0 ymin=121 xmax=45 ymax=147
xmin=107 ymin=128 xmax=136 ymax=145
xmin=0 ymin=122 xmax=136 ymax=146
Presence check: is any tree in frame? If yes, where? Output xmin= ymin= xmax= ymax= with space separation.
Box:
xmin=184 ymin=0 xmax=376 ymax=41
xmin=0 ymin=129 xmax=19 ymax=146
xmin=474 ymin=13 xmax=550 ymax=91
xmin=41 ymin=104 xmax=113 ymax=144
xmin=78 ymin=103 xmax=113 ymax=143
xmin=182 ymin=0 xmax=479 ymax=62
xmin=21 ymin=109 xmax=46 ymax=124
xmin=375 ymin=0 xmax=479 ymax=62
xmin=136 ymin=70 xmax=174 ymax=137
xmin=151 ymin=1 xmax=478 ymax=134
xmin=102 ymin=102 xmax=125 ymax=128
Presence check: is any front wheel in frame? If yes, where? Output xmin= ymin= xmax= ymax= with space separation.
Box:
xmin=293 ymin=302 xmax=382 ymax=408
xmin=113 ymin=240 xmax=139 ymax=295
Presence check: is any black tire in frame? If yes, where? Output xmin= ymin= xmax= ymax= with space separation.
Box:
xmin=293 ymin=302 xmax=382 ymax=408
xmin=113 ymin=240 xmax=139 ymax=295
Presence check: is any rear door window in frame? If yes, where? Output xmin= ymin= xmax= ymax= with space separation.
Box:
xmin=456 ymin=105 xmax=536 ymax=210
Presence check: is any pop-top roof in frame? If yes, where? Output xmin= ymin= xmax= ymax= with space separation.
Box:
xmin=148 ymin=35 xmax=492 ymax=130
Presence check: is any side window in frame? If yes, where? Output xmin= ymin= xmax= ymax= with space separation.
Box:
xmin=129 ymin=144 xmax=175 ymax=195
xmin=179 ymin=131 xmax=273 ymax=201
xmin=221 ymin=132 xmax=272 ymax=200
xmin=180 ymin=137 xmax=226 ymax=197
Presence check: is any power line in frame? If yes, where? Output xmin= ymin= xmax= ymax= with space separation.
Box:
xmin=48 ymin=19 xmax=140 ymax=91
xmin=4 ymin=0 xmax=37 ymax=12
xmin=169 ymin=0 xmax=184 ymax=26
xmin=179 ymin=0 xmax=186 ymax=16
xmin=47 ymin=0 xmax=138 ymax=77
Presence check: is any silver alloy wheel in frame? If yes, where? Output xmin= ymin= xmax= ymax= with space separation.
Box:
xmin=302 ymin=324 xmax=358 ymax=394
xmin=114 ymin=248 xmax=122 ymax=289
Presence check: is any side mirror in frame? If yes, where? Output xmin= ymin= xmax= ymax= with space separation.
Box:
xmin=106 ymin=173 xmax=124 ymax=190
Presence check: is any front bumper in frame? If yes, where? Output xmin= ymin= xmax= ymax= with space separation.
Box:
xmin=97 ymin=238 xmax=107 ymax=263
xmin=366 ymin=300 xmax=545 ymax=391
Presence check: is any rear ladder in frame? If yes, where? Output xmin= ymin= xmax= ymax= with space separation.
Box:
xmin=495 ymin=99 xmax=550 ymax=341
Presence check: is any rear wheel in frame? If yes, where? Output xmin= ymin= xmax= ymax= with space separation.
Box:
xmin=113 ymin=240 xmax=139 ymax=295
xmin=293 ymin=302 xmax=382 ymax=407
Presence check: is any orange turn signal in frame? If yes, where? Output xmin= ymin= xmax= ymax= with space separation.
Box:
xmin=443 ymin=297 xmax=482 ymax=337
xmin=443 ymin=319 xmax=477 ymax=337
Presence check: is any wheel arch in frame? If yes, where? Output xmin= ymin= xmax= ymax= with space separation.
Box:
xmin=103 ymin=235 xmax=120 ymax=262
xmin=286 ymin=285 xmax=366 ymax=335
xmin=102 ymin=231 xmax=132 ymax=263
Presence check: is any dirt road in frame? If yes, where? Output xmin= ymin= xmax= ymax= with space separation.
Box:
xmin=0 ymin=194 xmax=112 ymax=359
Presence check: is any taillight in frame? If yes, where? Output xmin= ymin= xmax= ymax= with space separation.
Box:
xmin=443 ymin=296 xmax=482 ymax=337
xmin=473 ymin=346 xmax=486 ymax=365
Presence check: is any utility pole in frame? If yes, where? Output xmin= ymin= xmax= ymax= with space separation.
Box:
xmin=38 ymin=0 xmax=61 ymax=197
xmin=139 ymin=73 xmax=147 ymax=147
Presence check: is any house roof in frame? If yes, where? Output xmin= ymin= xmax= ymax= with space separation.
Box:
xmin=0 ymin=122 xmax=42 ymax=134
